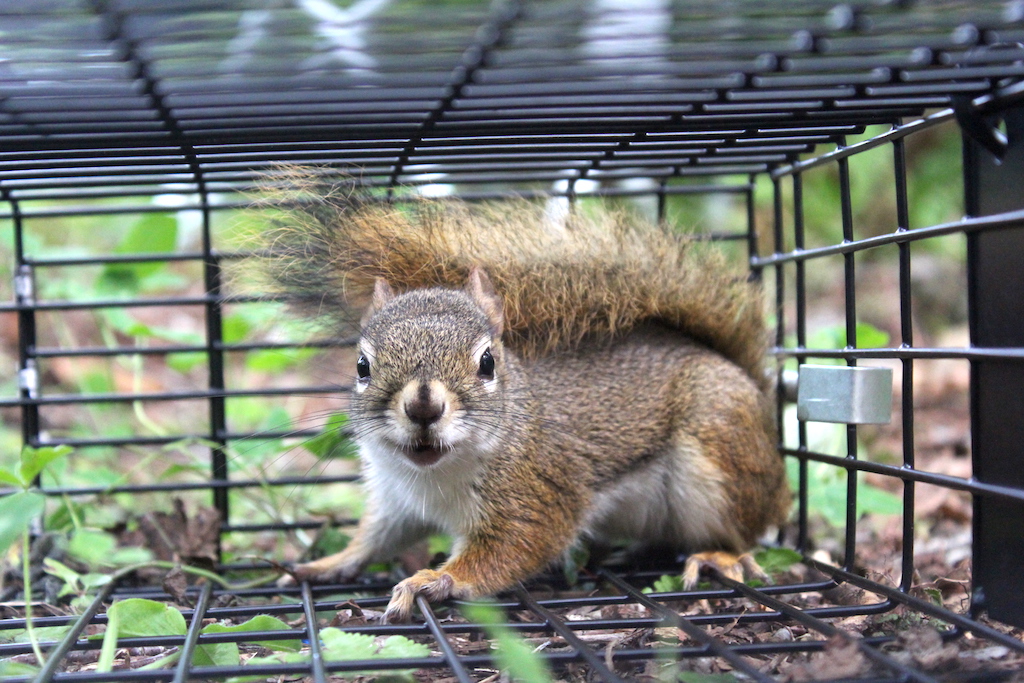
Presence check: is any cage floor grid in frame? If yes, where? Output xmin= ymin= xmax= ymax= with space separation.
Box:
xmin=3 ymin=558 xmax=1024 ymax=682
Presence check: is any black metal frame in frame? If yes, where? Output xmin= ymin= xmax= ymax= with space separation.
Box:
xmin=3 ymin=1 xmax=1024 ymax=681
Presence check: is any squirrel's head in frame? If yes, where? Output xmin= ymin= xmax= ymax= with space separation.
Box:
xmin=350 ymin=268 xmax=508 ymax=469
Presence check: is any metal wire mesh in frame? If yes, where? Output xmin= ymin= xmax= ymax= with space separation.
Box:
xmin=2 ymin=1 xmax=1024 ymax=681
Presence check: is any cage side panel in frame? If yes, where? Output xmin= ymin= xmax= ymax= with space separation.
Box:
xmin=965 ymin=105 xmax=1024 ymax=627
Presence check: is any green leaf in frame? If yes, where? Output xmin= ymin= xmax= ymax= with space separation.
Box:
xmin=854 ymin=322 xmax=890 ymax=349
xmin=67 ymin=529 xmax=117 ymax=568
xmin=192 ymin=639 xmax=240 ymax=668
xmin=0 ymin=660 xmax=40 ymax=677
xmin=106 ymin=599 xmax=187 ymax=638
xmin=222 ymin=313 xmax=252 ymax=344
xmin=650 ymin=574 xmax=685 ymax=593
xmin=96 ymin=213 xmax=178 ymax=294
xmin=786 ymin=459 xmax=902 ymax=528
xmin=202 ymin=615 xmax=302 ymax=652
xmin=319 ymin=629 xmax=377 ymax=662
xmin=97 ymin=600 xmax=119 ymax=672
xmin=754 ymin=547 xmax=803 ymax=577
xmin=0 ymin=468 xmax=23 ymax=489
xmin=19 ymin=444 xmax=73 ymax=487
xmin=11 ymin=625 xmax=72 ymax=644
xmin=855 ymin=478 xmax=902 ymax=517
xmin=461 ymin=604 xmax=553 ymax=683
xmin=43 ymin=558 xmax=83 ymax=595
xmin=233 ymin=650 xmax=310 ymax=682
xmin=100 ymin=308 xmax=153 ymax=337
xmin=109 ymin=546 xmax=154 ymax=565
xmin=304 ymin=413 xmax=356 ymax=460
xmin=245 ymin=349 xmax=296 ymax=373
xmin=807 ymin=322 xmax=890 ymax=354
xmin=0 ymin=490 xmax=45 ymax=554
xmin=377 ymin=635 xmax=430 ymax=659
xmin=167 ymin=352 xmax=206 ymax=374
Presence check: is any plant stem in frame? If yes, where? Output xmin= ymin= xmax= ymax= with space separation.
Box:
xmin=23 ymin=532 xmax=46 ymax=667
xmin=109 ymin=560 xmax=280 ymax=591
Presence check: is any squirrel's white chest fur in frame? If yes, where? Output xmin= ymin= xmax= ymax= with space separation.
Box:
xmin=360 ymin=439 xmax=484 ymax=537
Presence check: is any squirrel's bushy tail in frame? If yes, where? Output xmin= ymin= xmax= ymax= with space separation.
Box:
xmin=254 ymin=168 xmax=769 ymax=386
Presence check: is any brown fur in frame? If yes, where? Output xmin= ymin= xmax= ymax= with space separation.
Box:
xmin=254 ymin=167 xmax=768 ymax=388
xmin=261 ymin=169 xmax=790 ymax=621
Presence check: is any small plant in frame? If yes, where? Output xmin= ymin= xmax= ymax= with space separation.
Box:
xmin=0 ymin=445 xmax=74 ymax=669
xmin=82 ymin=598 xmax=429 ymax=679
xmin=462 ymin=602 xmax=553 ymax=683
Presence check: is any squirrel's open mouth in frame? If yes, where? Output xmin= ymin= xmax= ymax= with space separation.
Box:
xmin=401 ymin=441 xmax=445 ymax=467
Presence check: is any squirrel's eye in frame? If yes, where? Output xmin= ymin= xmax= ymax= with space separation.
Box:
xmin=356 ymin=354 xmax=371 ymax=380
xmin=478 ymin=348 xmax=495 ymax=379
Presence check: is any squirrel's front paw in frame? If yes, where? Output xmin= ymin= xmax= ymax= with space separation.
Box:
xmin=681 ymin=550 xmax=769 ymax=589
xmin=382 ymin=569 xmax=475 ymax=623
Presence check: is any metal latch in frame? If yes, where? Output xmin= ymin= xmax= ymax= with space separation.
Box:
xmin=14 ymin=265 xmax=34 ymax=303
xmin=18 ymin=360 xmax=39 ymax=399
xmin=796 ymin=364 xmax=893 ymax=425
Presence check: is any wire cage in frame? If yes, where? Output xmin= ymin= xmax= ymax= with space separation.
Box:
xmin=1 ymin=1 xmax=1024 ymax=681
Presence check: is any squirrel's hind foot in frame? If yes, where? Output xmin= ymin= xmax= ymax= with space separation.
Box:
xmin=274 ymin=551 xmax=365 ymax=588
xmin=681 ymin=550 xmax=769 ymax=590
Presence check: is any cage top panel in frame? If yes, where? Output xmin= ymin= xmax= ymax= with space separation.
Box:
xmin=1 ymin=0 xmax=1023 ymax=196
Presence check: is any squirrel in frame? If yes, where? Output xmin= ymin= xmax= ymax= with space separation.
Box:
xmin=257 ymin=168 xmax=791 ymax=622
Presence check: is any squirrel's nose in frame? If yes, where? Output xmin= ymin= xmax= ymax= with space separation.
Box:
xmin=404 ymin=398 xmax=444 ymax=427
xmin=403 ymin=381 xmax=445 ymax=428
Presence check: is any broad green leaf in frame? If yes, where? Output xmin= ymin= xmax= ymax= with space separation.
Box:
xmin=19 ymin=444 xmax=73 ymax=487
xmin=754 ymin=547 xmax=803 ymax=577
xmin=244 ymin=349 xmax=300 ymax=373
xmin=106 ymin=599 xmax=187 ymax=638
xmin=304 ymin=413 xmax=356 ymax=460
xmin=650 ymin=574 xmax=685 ymax=593
xmin=97 ymin=213 xmax=178 ymax=294
xmin=0 ymin=468 xmax=23 ymax=489
xmin=222 ymin=313 xmax=252 ymax=344
xmin=100 ymin=309 xmax=153 ymax=337
xmin=234 ymin=650 xmax=309 ymax=682
xmin=67 ymin=529 xmax=117 ymax=568
xmin=0 ymin=490 xmax=45 ymax=554
xmin=0 ymin=660 xmax=39 ymax=677
xmin=167 ymin=352 xmax=206 ymax=374
xmin=192 ymin=640 xmax=240 ymax=668
xmin=855 ymin=478 xmax=903 ymax=517
xmin=807 ymin=322 xmax=890 ymax=356
xmin=202 ymin=615 xmax=302 ymax=652
xmin=43 ymin=558 xmax=83 ymax=595
xmin=109 ymin=546 xmax=153 ymax=565
xmin=786 ymin=460 xmax=902 ymax=528
xmin=855 ymin=322 xmax=891 ymax=349
xmin=461 ymin=604 xmax=553 ymax=683
xmin=377 ymin=635 xmax=430 ymax=659
xmin=319 ymin=629 xmax=377 ymax=662
xmin=10 ymin=625 xmax=72 ymax=644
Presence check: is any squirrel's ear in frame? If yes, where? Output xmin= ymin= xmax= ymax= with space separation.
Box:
xmin=361 ymin=278 xmax=395 ymax=328
xmin=466 ymin=267 xmax=504 ymax=336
